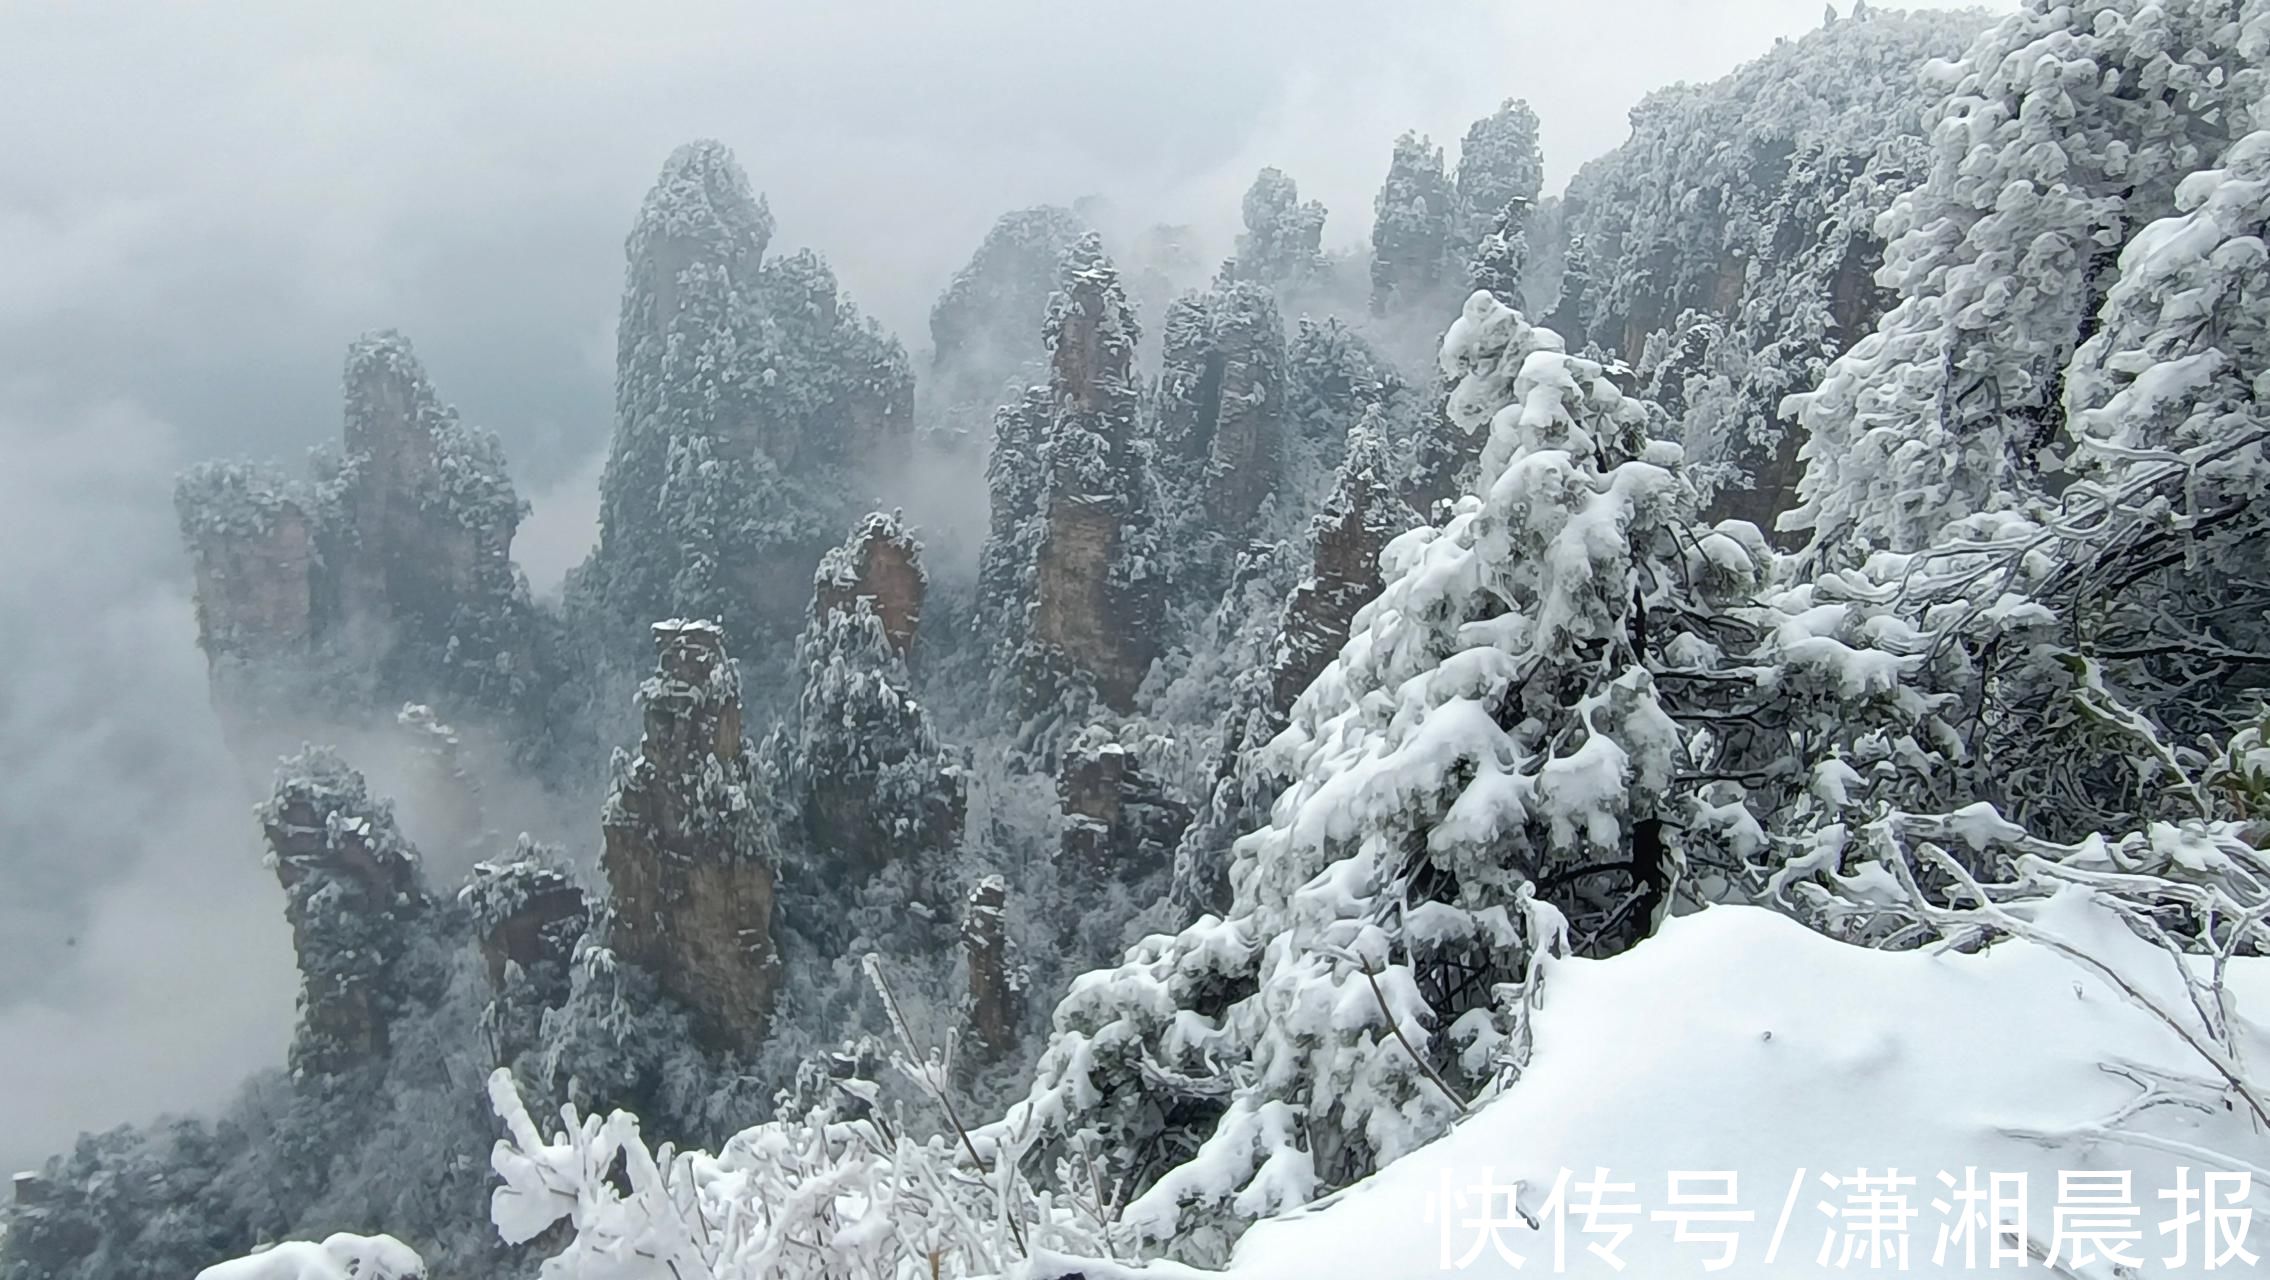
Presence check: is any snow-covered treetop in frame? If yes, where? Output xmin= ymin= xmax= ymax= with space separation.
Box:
xmin=192 ymin=1232 xmax=425 ymax=1280
xmin=1782 ymin=0 xmax=2268 ymax=559
xmin=2066 ymin=111 xmax=2270 ymax=475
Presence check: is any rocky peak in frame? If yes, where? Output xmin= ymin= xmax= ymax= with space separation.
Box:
xmin=960 ymin=875 xmax=1021 ymax=1068
xmin=624 ymin=139 xmax=774 ymax=326
xmin=175 ymin=332 xmax=535 ymax=731
xmin=333 ymin=332 xmax=526 ymax=640
xmin=174 ymin=461 xmax=324 ymax=669
xmin=459 ymin=843 xmax=589 ymax=1061
xmin=1236 ymin=168 xmax=1328 ymax=289
xmin=586 ymin=141 xmax=914 ymax=648
xmin=599 ymin=619 xmax=778 ymax=1054
xmin=1370 ymin=131 xmax=1458 ymax=315
xmin=1014 ymin=235 xmax=1161 ymax=715
xmin=928 ymin=205 xmax=1088 ymax=441
xmin=814 ymin=511 xmax=926 ymax=659
xmin=767 ymin=525 xmax=967 ymax=882
xmin=258 ymin=748 xmax=434 ymax=1079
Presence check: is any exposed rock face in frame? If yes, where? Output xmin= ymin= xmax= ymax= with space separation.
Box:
xmin=985 ymin=234 xmax=1161 ymax=718
xmin=581 ymin=141 xmax=916 ymax=649
xmin=1270 ymin=415 xmax=1417 ymax=715
xmin=176 ymin=334 xmax=534 ymax=722
xmin=1058 ymin=727 xmax=1194 ymax=878
xmin=599 ymin=619 xmax=778 ymax=1054
xmin=766 ymin=516 xmax=966 ymax=882
xmin=175 ymin=462 xmax=324 ymax=664
xmin=961 ymin=875 xmax=1020 ymax=1066
xmin=1156 ymin=277 xmax=1288 ymax=536
xmin=259 ymin=749 xmax=435 ymax=1079
xmin=814 ymin=512 xmax=926 ymax=659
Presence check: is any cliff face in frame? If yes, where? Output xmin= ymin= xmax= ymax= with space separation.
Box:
xmin=1057 ymin=727 xmax=1193 ymax=878
xmin=258 ymin=749 xmax=436 ymax=1079
xmin=1156 ymin=277 xmax=1287 ymax=536
xmin=581 ymin=141 xmax=916 ymax=649
xmin=176 ymin=333 xmax=534 ymax=726
xmin=599 ymin=619 xmax=779 ymax=1054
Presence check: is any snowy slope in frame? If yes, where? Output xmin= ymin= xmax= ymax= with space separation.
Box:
xmin=1209 ymin=897 xmax=2270 ymax=1278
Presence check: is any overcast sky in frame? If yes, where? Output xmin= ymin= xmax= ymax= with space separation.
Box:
xmin=0 ymin=0 xmax=2004 ymax=1177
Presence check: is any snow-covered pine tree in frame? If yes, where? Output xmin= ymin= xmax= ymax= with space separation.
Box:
xmin=2031 ymin=104 xmax=2270 ymax=810
xmin=1783 ymin=0 xmax=2268 ymax=562
xmin=982 ymin=293 xmax=1755 ymax=1261
xmin=1235 ymin=168 xmax=1328 ymax=291
xmin=1369 ymin=132 xmax=1458 ymax=315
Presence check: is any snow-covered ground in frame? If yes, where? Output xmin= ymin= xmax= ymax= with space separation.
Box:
xmin=1212 ymin=897 xmax=2268 ymax=1278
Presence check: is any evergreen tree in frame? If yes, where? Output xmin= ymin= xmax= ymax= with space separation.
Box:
xmin=1784 ymin=0 xmax=2265 ymax=562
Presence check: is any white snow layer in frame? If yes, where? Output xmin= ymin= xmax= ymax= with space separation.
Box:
xmin=1194 ymin=897 xmax=2270 ymax=1278
xmin=193 ymin=1233 xmax=425 ymax=1280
